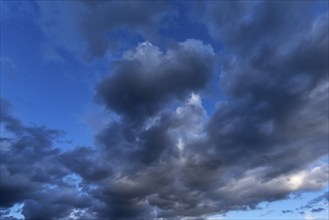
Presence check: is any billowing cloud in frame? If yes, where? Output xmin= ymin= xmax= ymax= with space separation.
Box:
xmin=199 ymin=1 xmax=328 ymax=181
xmin=0 ymin=98 xmax=92 ymax=219
xmin=1 ymin=1 xmax=328 ymax=219
xmin=88 ymin=1 xmax=328 ymax=218
xmin=96 ymin=39 xmax=215 ymax=123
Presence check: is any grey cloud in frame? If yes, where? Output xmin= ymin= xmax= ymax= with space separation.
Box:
xmin=0 ymin=98 xmax=23 ymax=135
xmin=194 ymin=1 xmax=316 ymax=55
xmin=81 ymin=2 xmax=328 ymax=218
xmin=86 ymin=2 xmax=328 ymax=217
xmin=60 ymin=146 xmax=112 ymax=182
xmin=90 ymin=95 xmax=217 ymax=219
xmin=0 ymin=99 xmax=91 ymax=219
xmin=96 ymin=40 xmax=215 ymax=123
xmin=22 ymin=189 xmax=91 ymax=220
xmin=311 ymin=207 xmax=325 ymax=213
xmin=1 ymin=1 xmax=328 ymax=219
xmin=201 ymin=0 xmax=329 ymax=180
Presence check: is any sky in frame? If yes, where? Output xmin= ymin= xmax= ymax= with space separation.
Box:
xmin=0 ymin=1 xmax=328 ymax=220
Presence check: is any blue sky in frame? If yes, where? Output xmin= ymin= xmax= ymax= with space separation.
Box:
xmin=1 ymin=1 xmax=328 ymax=220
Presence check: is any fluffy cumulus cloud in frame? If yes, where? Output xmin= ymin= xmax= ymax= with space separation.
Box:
xmin=1 ymin=1 xmax=328 ymax=220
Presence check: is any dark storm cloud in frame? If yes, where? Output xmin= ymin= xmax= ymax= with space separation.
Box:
xmin=90 ymin=92 xmax=217 ymax=219
xmin=78 ymin=1 xmax=174 ymax=58
xmin=0 ymin=99 xmax=91 ymax=219
xmin=149 ymin=1 xmax=329 ymax=215
xmin=96 ymin=40 xmax=215 ymax=123
xmin=185 ymin=2 xmax=329 ymax=212
xmin=60 ymin=146 xmax=112 ymax=182
xmin=89 ymin=1 xmax=328 ymax=218
xmin=1 ymin=1 xmax=328 ymax=220
xmin=92 ymin=40 xmax=215 ymax=206
xmin=197 ymin=0 xmax=328 ymax=176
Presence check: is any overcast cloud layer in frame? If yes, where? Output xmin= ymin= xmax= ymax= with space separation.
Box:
xmin=1 ymin=1 xmax=328 ymax=220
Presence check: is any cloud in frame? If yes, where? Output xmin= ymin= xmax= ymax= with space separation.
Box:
xmin=0 ymin=99 xmax=23 ymax=135
xmin=86 ymin=2 xmax=328 ymax=218
xmin=96 ymin=39 xmax=215 ymax=123
xmin=300 ymin=191 xmax=329 ymax=210
xmin=60 ymin=146 xmax=112 ymax=182
xmin=311 ymin=208 xmax=325 ymax=213
xmin=89 ymin=94 xmax=215 ymax=218
xmin=201 ymin=0 xmax=328 ymax=180
xmin=1 ymin=1 xmax=328 ymax=219
xmin=217 ymin=165 xmax=328 ymax=205
xmin=0 ymin=98 xmax=91 ymax=219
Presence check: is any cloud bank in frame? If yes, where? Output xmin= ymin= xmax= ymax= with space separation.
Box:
xmin=1 ymin=1 xmax=328 ymax=219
